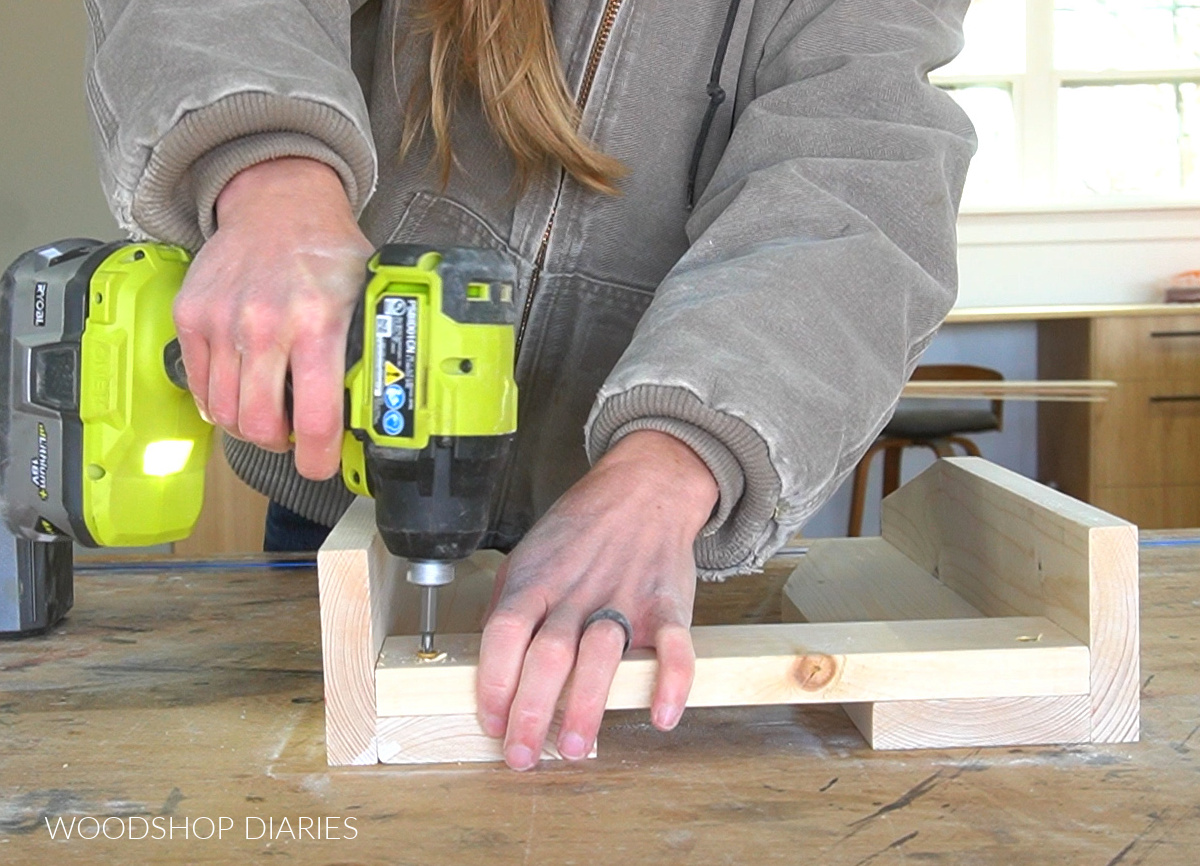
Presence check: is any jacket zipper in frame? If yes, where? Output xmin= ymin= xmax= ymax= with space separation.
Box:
xmin=514 ymin=0 xmax=624 ymax=359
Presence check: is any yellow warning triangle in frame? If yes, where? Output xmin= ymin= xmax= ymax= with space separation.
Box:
xmin=385 ymin=361 xmax=404 ymax=385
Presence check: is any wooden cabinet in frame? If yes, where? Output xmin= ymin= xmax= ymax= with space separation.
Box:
xmin=1039 ymin=311 xmax=1200 ymax=529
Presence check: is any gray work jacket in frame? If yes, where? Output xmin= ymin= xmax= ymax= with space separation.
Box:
xmin=85 ymin=0 xmax=975 ymax=577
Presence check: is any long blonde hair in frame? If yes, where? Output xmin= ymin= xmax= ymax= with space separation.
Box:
xmin=402 ymin=0 xmax=626 ymax=194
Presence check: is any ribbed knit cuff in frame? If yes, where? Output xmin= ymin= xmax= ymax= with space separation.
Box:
xmin=586 ymin=385 xmax=782 ymax=579
xmin=132 ymin=91 xmax=376 ymax=249
xmin=604 ymin=417 xmax=743 ymax=537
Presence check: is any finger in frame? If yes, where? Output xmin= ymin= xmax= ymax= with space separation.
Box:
xmin=237 ymin=344 xmax=290 ymax=451
xmin=502 ymin=616 xmax=580 ymax=771
xmin=650 ymin=623 xmax=695 ymax=731
xmin=557 ymin=617 xmax=625 ymax=760
xmin=174 ymin=327 xmax=212 ymax=420
xmin=477 ymin=590 xmax=545 ymax=740
xmin=206 ymin=346 xmax=243 ymax=438
xmin=288 ymin=335 xmax=347 ymax=480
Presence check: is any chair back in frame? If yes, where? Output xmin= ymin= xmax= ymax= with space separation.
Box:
xmin=908 ymin=364 xmax=1005 ymax=430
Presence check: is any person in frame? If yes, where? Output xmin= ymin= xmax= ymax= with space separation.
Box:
xmin=85 ymin=0 xmax=975 ymax=770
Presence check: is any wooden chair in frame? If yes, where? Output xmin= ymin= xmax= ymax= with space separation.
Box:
xmin=847 ymin=364 xmax=1004 ymax=536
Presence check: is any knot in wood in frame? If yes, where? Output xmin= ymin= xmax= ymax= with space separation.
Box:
xmin=791 ymin=653 xmax=838 ymax=691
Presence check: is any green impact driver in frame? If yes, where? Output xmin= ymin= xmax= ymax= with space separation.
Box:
xmin=0 ymin=239 xmax=517 ymax=647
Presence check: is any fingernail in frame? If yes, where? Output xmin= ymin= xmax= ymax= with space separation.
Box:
xmin=506 ymin=745 xmax=536 ymax=771
xmin=194 ymin=399 xmax=212 ymax=425
xmin=559 ymin=732 xmax=588 ymax=760
xmin=481 ymin=714 xmax=505 ymax=738
xmin=653 ymin=704 xmax=681 ymax=731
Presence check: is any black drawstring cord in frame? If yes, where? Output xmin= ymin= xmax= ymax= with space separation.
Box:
xmin=686 ymin=0 xmax=744 ymax=211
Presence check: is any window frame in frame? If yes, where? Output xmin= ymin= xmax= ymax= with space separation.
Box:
xmin=930 ymin=0 xmax=1200 ymax=211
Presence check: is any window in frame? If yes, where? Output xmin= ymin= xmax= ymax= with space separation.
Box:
xmin=931 ymin=0 xmax=1200 ymax=207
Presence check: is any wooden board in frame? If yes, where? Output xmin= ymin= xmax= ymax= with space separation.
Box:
xmin=881 ymin=457 xmax=1139 ymax=743
xmin=376 ymin=712 xmax=594 ymax=764
xmin=944 ymin=300 xmax=1200 ymax=322
xmin=318 ymin=458 xmax=1138 ymax=765
xmin=782 ymin=537 xmax=982 ymax=623
xmin=783 ymin=535 xmax=1094 ymax=749
xmin=316 ymin=498 xmax=403 ymax=765
xmin=842 ymin=696 xmax=1092 ymax=750
xmin=376 ymin=619 xmax=1090 ymax=717
xmin=784 ymin=459 xmax=1139 ymax=750
xmin=900 ymin=379 xmax=1115 ymax=401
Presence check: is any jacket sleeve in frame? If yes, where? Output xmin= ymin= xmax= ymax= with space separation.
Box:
xmin=84 ymin=0 xmax=378 ymax=250
xmin=585 ymin=0 xmax=976 ymax=578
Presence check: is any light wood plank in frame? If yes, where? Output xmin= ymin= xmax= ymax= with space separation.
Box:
xmin=1087 ymin=526 xmax=1141 ymax=742
xmin=900 ymin=379 xmax=1115 ymax=401
xmin=376 ymin=713 xmax=592 ymax=765
xmin=945 ymin=301 xmax=1200 ymax=323
xmin=316 ymin=504 xmax=500 ymax=764
xmin=783 ymin=537 xmax=982 ymax=623
xmin=376 ymin=618 xmax=1090 ymax=717
xmin=317 ymin=497 xmax=404 ymax=765
xmin=881 ymin=458 xmax=1140 ymax=743
xmin=783 ymin=536 xmax=1096 ymax=750
xmin=843 ymin=696 xmax=1092 ymax=750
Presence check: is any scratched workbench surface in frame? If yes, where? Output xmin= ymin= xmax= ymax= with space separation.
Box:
xmin=0 ymin=535 xmax=1197 ymax=865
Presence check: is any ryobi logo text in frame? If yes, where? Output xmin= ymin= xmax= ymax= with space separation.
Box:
xmin=31 ymin=422 xmax=49 ymax=500
xmin=33 ymin=281 xmax=48 ymax=327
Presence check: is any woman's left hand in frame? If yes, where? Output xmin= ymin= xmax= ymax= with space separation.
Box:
xmin=475 ymin=429 xmax=719 ymax=770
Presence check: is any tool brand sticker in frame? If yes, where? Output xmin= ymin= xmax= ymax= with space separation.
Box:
xmin=36 ymin=517 xmax=63 ymax=536
xmin=33 ymin=281 xmax=48 ymax=327
xmin=31 ymin=422 xmax=49 ymax=500
xmin=373 ymin=295 xmax=417 ymax=438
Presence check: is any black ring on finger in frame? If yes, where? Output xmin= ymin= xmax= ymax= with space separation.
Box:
xmin=582 ymin=608 xmax=633 ymax=655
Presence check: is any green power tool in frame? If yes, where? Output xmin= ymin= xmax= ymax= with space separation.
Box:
xmin=0 ymin=239 xmax=517 ymax=649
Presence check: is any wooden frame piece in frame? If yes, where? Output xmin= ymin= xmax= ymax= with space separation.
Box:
xmin=785 ymin=457 xmax=1139 ymax=749
xmin=318 ymin=457 xmax=1138 ymax=765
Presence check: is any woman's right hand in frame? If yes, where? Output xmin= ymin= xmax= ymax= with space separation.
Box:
xmin=173 ymin=157 xmax=375 ymax=480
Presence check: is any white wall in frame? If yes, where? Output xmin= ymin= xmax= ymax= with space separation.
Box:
xmin=956 ymin=205 xmax=1200 ymax=308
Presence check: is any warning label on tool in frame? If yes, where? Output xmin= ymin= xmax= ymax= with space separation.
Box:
xmin=372 ymin=295 xmax=417 ymax=438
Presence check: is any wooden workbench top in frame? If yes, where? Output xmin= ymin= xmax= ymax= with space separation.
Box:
xmin=1 ymin=537 xmax=1197 ymax=865
xmin=946 ymin=301 xmax=1200 ymax=323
